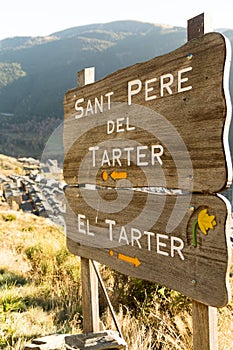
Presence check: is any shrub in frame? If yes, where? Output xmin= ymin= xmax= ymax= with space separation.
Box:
xmin=1 ymin=213 xmax=16 ymax=222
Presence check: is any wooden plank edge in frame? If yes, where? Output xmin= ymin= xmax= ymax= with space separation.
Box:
xmin=217 ymin=193 xmax=232 ymax=305
xmin=222 ymin=34 xmax=232 ymax=190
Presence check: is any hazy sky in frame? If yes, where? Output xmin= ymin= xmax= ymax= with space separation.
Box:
xmin=0 ymin=0 xmax=233 ymax=40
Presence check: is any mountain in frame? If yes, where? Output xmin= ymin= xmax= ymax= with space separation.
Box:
xmin=0 ymin=20 xmax=232 ymax=158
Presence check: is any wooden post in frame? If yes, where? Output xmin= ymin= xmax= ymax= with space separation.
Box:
xmin=187 ymin=13 xmax=212 ymax=41
xmin=80 ymin=258 xmax=99 ymax=333
xmin=192 ymin=301 xmax=218 ymax=350
xmin=188 ymin=14 xmax=218 ymax=350
xmin=78 ymin=67 xmax=99 ymax=333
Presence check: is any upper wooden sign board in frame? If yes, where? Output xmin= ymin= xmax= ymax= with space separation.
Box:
xmin=63 ymin=32 xmax=232 ymax=193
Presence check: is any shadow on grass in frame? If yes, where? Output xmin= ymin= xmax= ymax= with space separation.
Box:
xmin=0 ymin=268 xmax=28 ymax=287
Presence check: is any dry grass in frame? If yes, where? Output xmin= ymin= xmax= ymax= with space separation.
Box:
xmin=0 ymin=154 xmax=24 ymax=176
xmin=0 ymin=208 xmax=233 ymax=349
xmin=102 ymin=305 xmax=193 ymax=349
xmin=218 ymin=303 xmax=233 ymax=350
xmin=0 ymin=210 xmax=82 ymax=349
xmin=102 ymin=293 xmax=233 ymax=350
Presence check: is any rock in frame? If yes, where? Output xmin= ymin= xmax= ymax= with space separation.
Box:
xmin=24 ymin=334 xmax=69 ymax=350
xmin=65 ymin=331 xmax=127 ymax=349
xmin=24 ymin=331 xmax=127 ymax=350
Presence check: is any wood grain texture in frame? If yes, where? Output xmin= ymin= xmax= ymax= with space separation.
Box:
xmin=63 ymin=32 xmax=232 ymax=192
xmin=187 ymin=13 xmax=213 ymax=41
xmin=192 ymin=300 xmax=218 ymax=350
xmin=64 ymin=187 xmax=232 ymax=307
xmin=81 ymin=258 xmax=99 ymax=333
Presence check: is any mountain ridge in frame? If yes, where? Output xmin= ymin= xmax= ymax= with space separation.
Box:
xmin=0 ymin=20 xmax=232 ymax=158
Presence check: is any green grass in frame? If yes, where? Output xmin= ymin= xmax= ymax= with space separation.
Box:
xmin=0 ymin=214 xmax=16 ymax=222
xmin=0 ymin=269 xmax=27 ymax=287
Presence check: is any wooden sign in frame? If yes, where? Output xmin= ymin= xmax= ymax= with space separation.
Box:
xmin=65 ymin=187 xmax=231 ymax=307
xmin=63 ymin=32 xmax=232 ymax=192
xmin=63 ymin=14 xmax=232 ymax=349
xmin=63 ymin=27 xmax=232 ymax=310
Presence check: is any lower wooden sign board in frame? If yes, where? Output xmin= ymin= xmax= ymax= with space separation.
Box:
xmin=65 ymin=187 xmax=232 ymax=308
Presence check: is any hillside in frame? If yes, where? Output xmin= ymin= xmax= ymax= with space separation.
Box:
xmin=0 ymin=20 xmax=232 ymax=158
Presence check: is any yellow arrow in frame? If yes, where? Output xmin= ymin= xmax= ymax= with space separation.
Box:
xmin=110 ymin=171 xmax=127 ymax=181
xmin=109 ymin=250 xmax=141 ymax=267
xmin=118 ymin=253 xmax=141 ymax=267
